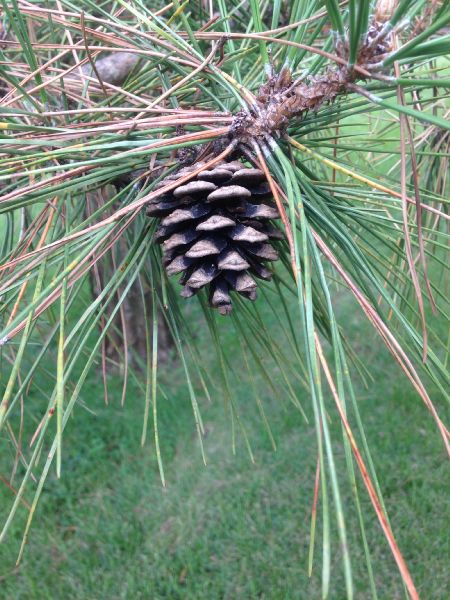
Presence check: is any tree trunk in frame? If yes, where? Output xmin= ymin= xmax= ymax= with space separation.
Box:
xmin=81 ymin=52 xmax=174 ymax=368
xmin=87 ymin=187 xmax=173 ymax=371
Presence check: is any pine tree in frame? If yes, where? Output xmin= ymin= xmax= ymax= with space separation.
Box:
xmin=0 ymin=2 xmax=448 ymax=597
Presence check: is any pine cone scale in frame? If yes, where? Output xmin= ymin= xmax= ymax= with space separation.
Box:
xmin=196 ymin=214 xmax=236 ymax=231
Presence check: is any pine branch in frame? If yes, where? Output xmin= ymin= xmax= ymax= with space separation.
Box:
xmin=230 ymin=19 xmax=393 ymax=145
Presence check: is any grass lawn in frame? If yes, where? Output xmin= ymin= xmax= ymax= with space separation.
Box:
xmin=0 ymin=293 xmax=448 ymax=599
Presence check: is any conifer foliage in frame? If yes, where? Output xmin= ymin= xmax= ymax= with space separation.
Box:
xmin=0 ymin=1 xmax=448 ymax=597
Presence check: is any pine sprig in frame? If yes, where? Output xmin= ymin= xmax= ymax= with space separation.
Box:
xmin=0 ymin=2 xmax=448 ymax=599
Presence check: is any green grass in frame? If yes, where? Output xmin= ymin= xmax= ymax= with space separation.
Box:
xmin=0 ymin=292 xmax=447 ymax=600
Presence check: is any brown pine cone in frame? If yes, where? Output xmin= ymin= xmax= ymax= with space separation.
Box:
xmin=146 ymin=159 xmax=283 ymax=315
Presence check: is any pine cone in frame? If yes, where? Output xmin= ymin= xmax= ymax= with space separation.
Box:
xmin=147 ymin=159 xmax=283 ymax=315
